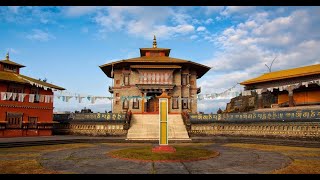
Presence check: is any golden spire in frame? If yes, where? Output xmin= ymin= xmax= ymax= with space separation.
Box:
xmin=153 ymin=35 xmax=157 ymax=48
xmin=6 ymin=52 xmax=9 ymax=61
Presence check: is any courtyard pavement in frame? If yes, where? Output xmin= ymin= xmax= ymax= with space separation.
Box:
xmin=1 ymin=135 xmax=320 ymax=174
xmin=39 ymin=143 xmax=291 ymax=174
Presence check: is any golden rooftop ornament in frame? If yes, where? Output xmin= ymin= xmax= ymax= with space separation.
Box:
xmin=153 ymin=35 xmax=157 ymax=48
xmin=6 ymin=52 xmax=9 ymax=60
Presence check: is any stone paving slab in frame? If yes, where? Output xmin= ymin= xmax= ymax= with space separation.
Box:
xmin=153 ymin=162 xmax=189 ymax=174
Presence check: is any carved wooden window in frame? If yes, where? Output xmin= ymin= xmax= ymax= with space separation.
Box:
xmin=132 ymin=98 xmax=139 ymax=109
xmin=6 ymin=112 xmax=23 ymax=129
xmin=172 ymin=97 xmax=179 ymax=109
xmin=30 ymin=87 xmax=40 ymax=103
xmin=123 ymin=74 xmax=129 ymax=86
xmin=4 ymin=65 xmax=17 ymax=73
xmin=28 ymin=117 xmax=38 ymax=129
xmin=123 ymin=99 xmax=129 ymax=109
xmin=7 ymin=84 xmax=24 ymax=101
xmin=182 ymin=98 xmax=188 ymax=109
xmin=182 ymin=74 xmax=187 ymax=85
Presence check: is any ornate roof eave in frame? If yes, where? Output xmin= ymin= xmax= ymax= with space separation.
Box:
xmin=0 ymin=71 xmax=65 ymax=91
xmin=100 ymin=58 xmax=211 ymax=79
xmin=0 ymin=60 xmax=26 ymax=67
xmin=240 ymin=64 xmax=320 ymax=85
xmin=18 ymin=74 xmax=66 ymax=91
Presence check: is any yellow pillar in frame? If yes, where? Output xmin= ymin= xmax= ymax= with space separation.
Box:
xmin=159 ymin=98 xmax=168 ymax=145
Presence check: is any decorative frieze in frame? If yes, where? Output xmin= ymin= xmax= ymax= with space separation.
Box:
xmin=53 ymin=122 xmax=127 ymax=136
xmin=0 ymin=104 xmax=53 ymax=110
xmin=189 ymin=122 xmax=320 ymax=139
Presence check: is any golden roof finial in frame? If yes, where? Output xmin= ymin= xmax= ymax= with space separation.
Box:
xmin=153 ymin=35 xmax=157 ymax=48
xmin=6 ymin=52 xmax=9 ymax=61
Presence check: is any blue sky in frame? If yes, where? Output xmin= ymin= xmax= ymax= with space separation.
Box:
xmin=1 ymin=6 xmax=320 ymax=113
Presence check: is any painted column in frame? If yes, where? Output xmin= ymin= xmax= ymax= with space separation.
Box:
xmin=257 ymin=89 xmax=263 ymax=109
xmin=288 ymin=87 xmax=294 ymax=107
xmin=258 ymin=94 xmax=263 ymax=109
xmin=187 ymin=74 xmax=190 ymax=85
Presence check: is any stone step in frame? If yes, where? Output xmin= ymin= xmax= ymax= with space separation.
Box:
xmin=127 ymin=114 xmax=190 ymax=140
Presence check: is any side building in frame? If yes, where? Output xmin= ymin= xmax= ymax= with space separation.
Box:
xmin=0 ymin=53 xmax=65 ymax=137
xmin=225 ymin=63 xmax=320 ymax=112
xmin=100 ymin=36 xmax=210 ymax=114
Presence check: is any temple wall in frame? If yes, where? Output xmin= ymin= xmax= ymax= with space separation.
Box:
xmin=0 ymin=83 xmax=55 ymax=137
xmin=53 ymin=122 xmax=127 ymax=136
xmin=53 ymin=119 xmax=320 ymax=139
xmin=111 ymin=68 xmax=200 ymax=114
xmin=170 ymin=71 xmax=182 ymax=113
xmin=190 ymin=72 xmax=198 ymax=113
xmin=278 ymin=90 xmax=320 ymax=105
xmin=112 ymin=70 xmax=142 ymax=113
xmin=189 ymin=121 xmax=320 ymax=140
xmin=0 ymin=129 xmax=52 ymax=137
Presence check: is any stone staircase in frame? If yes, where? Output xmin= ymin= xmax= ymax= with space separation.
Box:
xmin=126 ymin=114 xmax=190 ymax=141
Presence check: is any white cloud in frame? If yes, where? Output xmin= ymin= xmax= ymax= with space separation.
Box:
xmin=0 ymin=7 xmax=60 ymax=25
xmin=64 ymin=6 xmax=100 ymax=17
xmin=26 ymin=29 xmax=55 ymax=42
xmin=93 ymin=6 xmax=195 ymax=40
xmin=173 ymin=24 xmax=195 ymax=33
xmin=198 ymin=99 xmax=230 ymax=113
xmin=205 ymin=18 xmax=214 ymax=24
xmin=197 ymin=26 xmax=206 ymax=32
xmin=171 ymin=12 xmax=192 ymax=25
xmin=204 ymin=6 xmax=224 ymax=15
xmin=221 ymin=6 xmax=256 ymax=16
xmin=190 ymin=35 xmax=198 ymax=40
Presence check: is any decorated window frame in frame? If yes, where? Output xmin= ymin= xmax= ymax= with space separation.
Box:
xmin=132 ymin=98 xmax=139 ymax=109
xmin=182 ymin=97 xmax=188 ymax=109
xmin=172 ymin=96 xmax=179 ymax=109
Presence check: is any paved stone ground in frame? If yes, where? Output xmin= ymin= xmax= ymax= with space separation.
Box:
xmin=39 ymin=143 xmax=292 ymax=174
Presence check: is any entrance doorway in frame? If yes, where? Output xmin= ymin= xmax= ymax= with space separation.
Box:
xmin=145 ymin=92 xmax=161 ymax=113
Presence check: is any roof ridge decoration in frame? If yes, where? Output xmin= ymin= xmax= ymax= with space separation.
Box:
xmin=153 ymin=35 xmax=157 ymax=48
xmin=6 ymin=52 xmax=9 ymax=61
xmin=14 ymin=73 xmax=61 ymax=91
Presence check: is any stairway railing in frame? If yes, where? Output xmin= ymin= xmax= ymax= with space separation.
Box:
xmin=181 ymin=111 xmax=191 ymax=131
xmin=123 ymin=110 xmax=132 ymax=130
